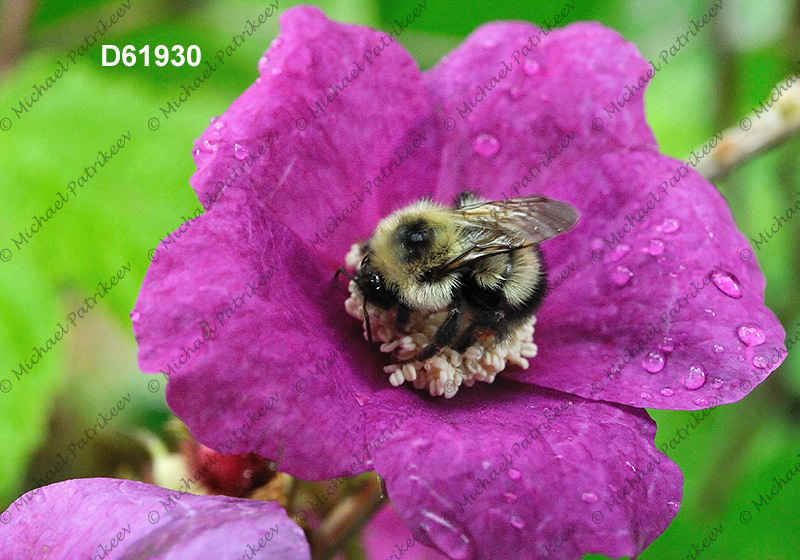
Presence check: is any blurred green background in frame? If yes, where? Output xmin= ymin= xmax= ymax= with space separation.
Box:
xmin=1 ymin=0 xmax=799 ymax=558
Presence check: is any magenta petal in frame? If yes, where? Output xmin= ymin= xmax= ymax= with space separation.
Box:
xmin=425 ymin=21 xmax=657 ymax=204
xmin=190 ymin=6 xmax=437 ymax=270
xmin=365 ymin=385 xmax=682 ymax=560
xmin=363 ymin=505 xmax=449 ymax=560
xmin=506 ymin=152 xmax=786 ymax=410
xmin=132 ymin=206 xmax=381 ymax=479
xmin=0 ymin=479 xmax=310 ymax=559
xmin=419 ymin=19 xmax=784 ymax=409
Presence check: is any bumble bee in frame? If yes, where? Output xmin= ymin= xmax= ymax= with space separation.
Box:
xmin=347 ymin=192 xmax=579 ymax=360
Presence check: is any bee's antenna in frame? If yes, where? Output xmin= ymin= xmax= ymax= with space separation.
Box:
xmin=334 ymin=266 xmax=354 ymax=281
xmin=363 ymin=303 xmax=375 ymax=350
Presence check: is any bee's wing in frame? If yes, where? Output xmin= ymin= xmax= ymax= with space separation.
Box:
xmin=436 ymin=196 xmax=579 ymax=274
xmin=458 ymin=196 xmax=579 ymax=243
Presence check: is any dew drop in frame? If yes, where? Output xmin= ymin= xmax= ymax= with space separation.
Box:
xmin=206 ymin=121 xmax=225 ymax=142
xmin=481 ymin=38 xmax=498 ymax=49
xmin=257 ymin=55 xmax=270 ymax=75
xmin=192 ymin=148 xmax=201 ymax=157
xmin=508 ymin=468 xmax=522 ymax=480
xmin=130 ymin=311 xmax=140 ymax=322
xmin=667 ymin=500 xmax=681 ymax=513
xmin=659 ymin=337 xmax=675 ymax=352
xmin=713 ymin=344 xmax=724 ymax=354
xmin=422 ymin=511 xmax=470 ymax=560
xmin=640 ymin=392 xmax=653 ymax=400
xmin=581 ymin=492 xmax=598 ymax=504
xmin=625 ymin=461 xmax=637 ymax=472
xmin=522 ymin=59 xmax=540 ymax=75
xmin=660 ymin=387 xmax=674 ymax=397
xmin=233 ymin=144 xmax=248 ymax=161
xmin=694 ymin=397 xmax=709 ymax=407
xmin=645 ymin=238 xmax=665 ymax=255
xmin=737 ymin=323 xmax=765 ymax=346
xmin=752 ymin=356 xmax=768 ymax=369
xmin=711 ymin=271 xmax=743 ymax=299
xmin=610 ymin=244 xmax=630 ymax=262
xmin=642 ymin=351 xmax=666 ymax=373
xmin=682 ymin=364 xmax=707 ymax=390
xmin=711 ymin=378 xmax=723 ymax=389
xmin=482 ymin=460 xmax=491 ymax=470
xmin=509 ymin=86 xmax=523 ymax=100
xmin=510 ymin=516 xmax=526 ymax=529
xmin=270 ymin=66 xmax=283 ymax=76
xmin=704 ymin=308 xmax=715 ymax=318
xmin=199 ymin=140 xmax=217 ymax=153
xmin=660 ymin=218 xmax=680 ymax=233
xmin=502 ymin=492 xmax=518 ymax=504
xmin=611 ymin=265 xmax=634 ymax=286
xmin=473 ymin=133 xmax=500 ymax=157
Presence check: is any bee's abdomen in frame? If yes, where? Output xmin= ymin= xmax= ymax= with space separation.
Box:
xmin=462 ymin=247 xmax=546 ymax=329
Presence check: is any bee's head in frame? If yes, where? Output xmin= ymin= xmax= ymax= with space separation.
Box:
xmin=354 ymin=254 xmax=396 ymax=308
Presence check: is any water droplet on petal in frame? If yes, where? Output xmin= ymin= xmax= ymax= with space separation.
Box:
xmin=481 ymin=38 xmax=498 ymax=49
xmin=660 ymin=387 xmax=674 ymax=397
xmin=667 ymin=500 xmax=681 ymax=512
xmin=694 ymin=397 xmax=709 ymax=407
xmin=581 ymin=492 xmax=598 ymax=504
xmin=473 ymin=133 xmax=500 ymax=157
xmin=704 ymin=308 xmax=716 ymax=318
xmin=510 ymin=516 xmax=525 ymax=529
xmin=257 ymin=55 xmax=270 ymax=75
xmin=645 ymin=238 xmax=665 ymax=255
xmin=752 ymin=356 xmax=769 ymax=369
xmin=737 ymin=323 xmax=765 ymax=346
xmin=502 ymin=492 xmax=517 ymax=504
xmin=233 ymin=144 xmax=248 ymax=161
xmin=642 ymin=351 xmax=666 ymax=373
xmin=713 ymin=344 xmax=724 ymax=354
xmin=509 ymin=86 xmax=523 ymax=100
xmin=660 ymin=218 xmax=680 ymax=233
xmin=192 ymin=148 xmax=201 ymax=157
xmin=711 ymin=378 xmax=723 ymax=389
xmin=199 ymin=140 xmax=217 ymax=153
xmin=611 ymin=265 xmax=634 ymax=286
xmin=711 ymin=271 xmax=743 ymax=299
xmin=508 ymin=468 xmax=522 ymax=480
xmin=270 ymin=67 xmax=283 ymax=76
xmin=610 ymin=244 xmax=630 ymax=262
xmin=421 ymin=512 xmax=470 ymax=560
xmin=130 ymin=311 xmax=140 ymax=321
xmin=682 ymin=364 xmax=707 ymax=390
xmin=640 ymin=392 xmax=653 ymax=400
xmin=659 ymin=337 xmax=675 ymax=352
xmin=481 ymin=460 xmax=490 ymax=470
xmin=625 ymin=461 xmax=637 ymax=472
xmin=523 ymin=59 xmax=540 ymax=75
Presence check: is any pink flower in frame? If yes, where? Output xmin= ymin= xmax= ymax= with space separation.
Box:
xmin=131 ymin=7 xmax=784 ymax=558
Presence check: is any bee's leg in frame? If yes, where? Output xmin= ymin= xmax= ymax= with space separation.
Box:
xmin=416 ymin=306 xmax=462 ymax=361
xmin=452 ymin=323 xmax=479 ymax=353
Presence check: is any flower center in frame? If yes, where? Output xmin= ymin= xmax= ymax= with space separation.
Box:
xmin=343 ymin=244 xmax=538 ymax=397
